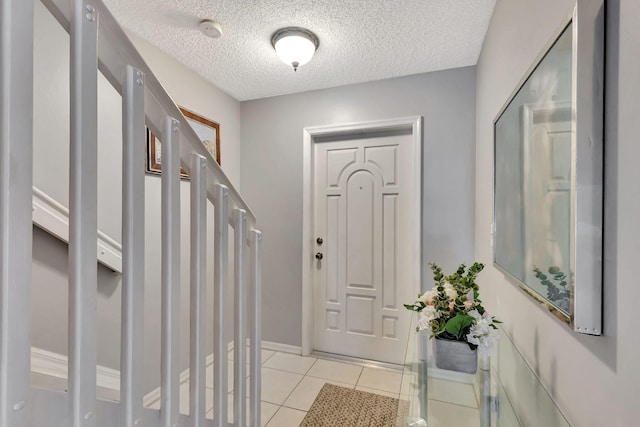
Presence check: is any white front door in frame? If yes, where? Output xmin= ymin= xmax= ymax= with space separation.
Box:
xmin=312 ymin=130 xmax=415 ymax=364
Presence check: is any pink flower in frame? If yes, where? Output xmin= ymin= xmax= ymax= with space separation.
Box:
xmin=419 ymin=289 xmax=436 ymax=306
xmin=464 ymin=290 xmax=476 ymax=311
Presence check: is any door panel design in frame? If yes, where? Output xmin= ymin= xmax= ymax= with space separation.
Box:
xmin=326 ymin=310 xmax=340 ymax=331
xmin=382 ymin=316 xmax=397 ymax=339
xmin=365 ymin=145 xmax=398 ymax=185
xmin=346 ymin=171 xmax=376 ymax=288
xmin=326 ymin=195 xmax=340 ymax=303
xmin=327 ymin=148 xmax=357 ymax=187
xmin=314 ymin=131 xmax=414 ymax=364
xmin=382 ymin=194 xmax=398 ymax=309
xmin=346 ymin=295 xmax=375 ymax=335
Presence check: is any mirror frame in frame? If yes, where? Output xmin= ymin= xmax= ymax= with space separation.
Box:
xmin=492 ymin=0 xmax=604 ymax=335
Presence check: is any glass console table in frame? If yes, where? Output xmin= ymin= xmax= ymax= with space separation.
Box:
xmin=396 ymin=314 xmax=570 ymax=427
xmin=396 ymin=315 xmax=524 ymax=427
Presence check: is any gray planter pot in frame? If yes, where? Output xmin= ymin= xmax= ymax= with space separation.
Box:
xmin=432 ymin=337 xmax=478 ymax=374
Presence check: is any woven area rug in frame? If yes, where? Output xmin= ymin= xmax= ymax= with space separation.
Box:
xmin=300 ymin=383 xmax=406 ymax=427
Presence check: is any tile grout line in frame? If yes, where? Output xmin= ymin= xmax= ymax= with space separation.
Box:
xmin=151 ymin=349 xmax=479 ymax=423
xmin=354 ymin=365 xmax=365 ymax=390
xmin=276 ymin=357 xmax=316 ymax=409
xmin=265 ymin=352 xmax=315 ymax=425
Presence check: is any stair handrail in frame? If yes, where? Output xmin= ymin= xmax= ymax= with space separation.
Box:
xmin=41 ymin=0 xmax=257 ymax=226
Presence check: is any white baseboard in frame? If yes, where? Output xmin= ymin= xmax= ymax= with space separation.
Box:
xmin=32 ymin=339 xmax=303 ymax=408
xmin=142 ymin=352 xmax=215 ymax=407
xmin=32 ymin=186 xmax=122 ymax=273
xmin=225 ymin=339 xmax=302 ymax=356
xmin=31 ymin=347 xmax=121 ymax=391
xmin=142 ymin=340 xmax=302 ymax=407
xmin=260 ymin=340 xmax=302 ymax=355
xmin=143 ymin=342 xmax=233 ymax=407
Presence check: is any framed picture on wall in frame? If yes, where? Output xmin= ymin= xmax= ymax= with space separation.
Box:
xmin=146 ymin=107 xmax=221 ymax=178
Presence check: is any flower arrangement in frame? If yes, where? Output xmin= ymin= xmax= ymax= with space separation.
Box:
xmin=404 ymin=262 xmax=501 ymax=355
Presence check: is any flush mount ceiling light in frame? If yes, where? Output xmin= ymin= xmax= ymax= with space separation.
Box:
xmin=271 ymin=27 xmax=319 ymax=72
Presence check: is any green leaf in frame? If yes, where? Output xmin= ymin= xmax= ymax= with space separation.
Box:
xmin=548 ymin=266 xmax=560 ymax=274
xmin=403 ymin=304 xmax=419 ymax=312
xmin=444 ymin=312 xmax=475 ymax=340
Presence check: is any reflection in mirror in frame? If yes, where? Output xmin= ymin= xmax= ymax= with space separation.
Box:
xmin=494 ymin=1 xmax=604 ymax=335
xmin=494 ymin=23 xmax=573 ymax=317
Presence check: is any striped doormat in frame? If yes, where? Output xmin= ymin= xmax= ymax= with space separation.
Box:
xmin=300 ymin=383 xmax=407 ymax=427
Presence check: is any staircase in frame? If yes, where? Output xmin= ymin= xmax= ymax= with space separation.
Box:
xmin=0 ymin=0 xmax=262 ymax=425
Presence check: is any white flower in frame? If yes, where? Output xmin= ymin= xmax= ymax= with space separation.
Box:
xmin=419 ymin=289 xmax=436 ymax=305
xmin=466 ymin=310 xmax=499 ymax=355
xmin=468 ymin=309 xmax=482 ymax=321
xmin=443 ymin=283 xmax=458 ymax=301
xmin=417 ymin=314 xmax=430 ymax=331
xmin=417 ymin=306 xmax=439 ymax=331
xmin=423 ymin=305 xmax=440 ymax=321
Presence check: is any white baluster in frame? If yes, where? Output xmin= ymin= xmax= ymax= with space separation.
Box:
xmin=190 ymin=154 xmax=207 ymax=427
xmin=68 ymin=0 xmax=98 ymax=425
xmin=213 ymin=184 xmax=229 ymax=427
xmin=161 ymin=116 xmax=180 ymax=427
xmin=233 ymin=209 xmax=248 ymax=427
xmin=0 ymin=1 xmax=34 ymax=426
xmin=249 ymin=230 xmax=263 ymax=427
xmin=121 ymin=65 xmax=145 ymax=427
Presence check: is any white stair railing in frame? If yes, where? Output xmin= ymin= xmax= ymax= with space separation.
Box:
xmin=0 ymin=1 xmax=35 ymax=426
xmin=0 ymin=0 xmax=262 ymax=426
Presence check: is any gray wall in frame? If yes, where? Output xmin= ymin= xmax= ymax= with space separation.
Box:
xmin=240 ymin=68 xmax=477 ymax=346
xmin=475 ymin=0 xmax=640 ymax=425
xmin=31 ymin=1 xmax=242 ymax=395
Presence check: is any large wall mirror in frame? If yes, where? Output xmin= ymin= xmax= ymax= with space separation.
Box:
xmin=493 ymin=0 xmax=604 ymax=335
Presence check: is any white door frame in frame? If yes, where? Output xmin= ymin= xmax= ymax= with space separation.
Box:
xmin=301 ymin=116 xmax=423 ymax=356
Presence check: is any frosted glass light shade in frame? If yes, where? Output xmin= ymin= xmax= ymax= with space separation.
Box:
xmin=271 ymin=27 xmax=319 ymax=71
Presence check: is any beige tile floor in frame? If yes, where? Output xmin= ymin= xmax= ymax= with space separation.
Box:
xmin=31 ymin=348 xmax=481 ymax=426
xmin=148 ymin=348 xmax=482 ymax=427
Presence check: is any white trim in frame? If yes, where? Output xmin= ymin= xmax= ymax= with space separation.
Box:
xmin=32 ymin=186 xmax=123 ymax=273
xmin=142 ymin=340 xmax=303 ymax=407
xmin=142 ymin=352 xmax=217 ymax=407
xmin=226 ymin=339 xmax=302 ymax=356
xmin=31 ymin=347 xmax=121 ymax=391
xmin=302 ymin=127 xmax=313 ymax=356
xmin=260 ymin=340 xmax=302 ymax=355
xmin=143 ymin=341 xmax=234 ymax=407
xmin=301 ymin=116 xmax=423 ymax=357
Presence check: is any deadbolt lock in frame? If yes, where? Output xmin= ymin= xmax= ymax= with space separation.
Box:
xmin=315 ymin=252 xmax=323 ymax=260
xmin=316 ymin=237 xmax=323 ymax=245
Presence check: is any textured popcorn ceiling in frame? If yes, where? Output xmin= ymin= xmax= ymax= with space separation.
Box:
xmin=103 ymin=0 xmax=496 ymax=101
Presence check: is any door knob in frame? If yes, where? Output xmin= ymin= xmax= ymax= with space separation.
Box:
xmin=315 ymin=252 xmax=323 ymax=260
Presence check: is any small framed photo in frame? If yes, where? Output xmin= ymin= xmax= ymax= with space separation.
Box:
xmin=146 ymin=107 xmax=221 ymax=178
